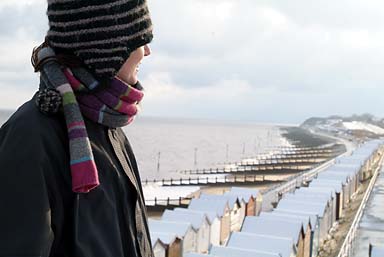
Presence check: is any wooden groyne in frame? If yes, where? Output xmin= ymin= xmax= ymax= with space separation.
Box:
xmin=271 ymin=150 xmax=336 ymax=156
xmin=180 ymin=144 xmax=344 ymax=176
xmin=182 ymin=164 xmax=313 ymax=176
xmin=278 ymin=145 xmax=335 ymax=151
xmin=143 ymin=174 xmax=286 ymax=187
xmin=146 ymin=196 xmax=192 ymax=207
xmin=144 ymin=141 xmax=346 ymax=213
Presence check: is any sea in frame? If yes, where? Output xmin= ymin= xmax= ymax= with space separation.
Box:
xmin=0 ymin=109 xmax=292 ymax=180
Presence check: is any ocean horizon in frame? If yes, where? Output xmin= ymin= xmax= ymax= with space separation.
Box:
xmin=0 ymin=109 xmax=293 ymax=180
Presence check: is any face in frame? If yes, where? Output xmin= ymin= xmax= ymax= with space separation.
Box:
xmin=116 ymin=44 xmax=151 ymax=85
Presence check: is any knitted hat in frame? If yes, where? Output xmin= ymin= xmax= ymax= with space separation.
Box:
xmin=46 ymin=0 xmax=153 ymax=79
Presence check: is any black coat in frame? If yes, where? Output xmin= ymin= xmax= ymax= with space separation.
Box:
xmin=0 ymin=92 xmax=153 ymax=257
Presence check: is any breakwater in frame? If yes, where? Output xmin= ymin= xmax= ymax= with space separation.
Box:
xmin=147 ymin=139 xmax=384 ymax=257
xmin=144 ymin=141 xmax=344 ymax=211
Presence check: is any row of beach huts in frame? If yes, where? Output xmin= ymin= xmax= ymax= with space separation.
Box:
xmin=148 ymin=140 xmax=384 ymax=257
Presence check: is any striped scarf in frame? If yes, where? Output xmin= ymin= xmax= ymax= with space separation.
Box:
xmin=36 ymin=46 xmax=144 ymax=193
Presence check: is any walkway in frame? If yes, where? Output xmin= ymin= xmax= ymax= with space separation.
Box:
xmin=352 ymin=168 xmax=384 ymax=256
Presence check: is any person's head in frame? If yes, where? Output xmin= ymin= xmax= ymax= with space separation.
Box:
xmin=46 ymin=0 xmax=153 ymax=82
xmin=117 ymin=44 xmax=151 ymax=85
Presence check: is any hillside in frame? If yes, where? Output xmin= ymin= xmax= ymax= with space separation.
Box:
xmin=301 ymin=114 xmax=384 ymax=138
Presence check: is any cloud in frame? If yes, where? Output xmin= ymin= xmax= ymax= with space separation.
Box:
xmin=258 ymin=0 xmax=384 ymax=30
xmin=147 ymin=0 xmax=384 ymax=95
xmin=0 ymin=0 xmax=47 ymax=39
xmin=1 ymin=0 xmax=384 ymax=123
xmin=140 ymin=71 xmax=254 ymax=119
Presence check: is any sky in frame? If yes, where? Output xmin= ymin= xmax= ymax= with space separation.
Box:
xmin=1 ymin=0 xmax=384 ymax=124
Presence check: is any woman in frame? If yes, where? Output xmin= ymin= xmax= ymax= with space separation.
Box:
xmin=0 ymin=0 xmax=154 ymax=256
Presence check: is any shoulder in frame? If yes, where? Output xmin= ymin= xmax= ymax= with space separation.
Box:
xmin=0 ymin=92 xmax=67 ymax=149
xmin=0 ymin=93 xmax=70 ymax=193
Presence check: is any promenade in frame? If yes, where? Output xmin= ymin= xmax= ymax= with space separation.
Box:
xmin=351 ymin=167 xmax=384 ymax=256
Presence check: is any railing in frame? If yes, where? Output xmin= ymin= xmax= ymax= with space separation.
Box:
xmin=259 ymin=146 xmax=346 ymax=211
xmin=336 ymin=155 xmax=384 ymax=257
xmin=260 ymin=158 xmax=336 ymax=195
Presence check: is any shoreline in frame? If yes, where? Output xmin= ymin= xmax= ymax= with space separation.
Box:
xmin=146 ymin=127 xmax=344 ymax=218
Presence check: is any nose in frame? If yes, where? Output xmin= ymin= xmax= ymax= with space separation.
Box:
xmin=144 ymin=44 xmax=151 ymax=57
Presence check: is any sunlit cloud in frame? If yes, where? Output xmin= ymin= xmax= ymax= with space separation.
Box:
xmin=1 ymin=0 xmax=384 ymax=122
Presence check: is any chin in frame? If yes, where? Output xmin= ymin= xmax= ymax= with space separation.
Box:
xmin=129 ymin=76 xmax=138 ymax=85
xmin=117 ymin=74 xmax=138 ymax=85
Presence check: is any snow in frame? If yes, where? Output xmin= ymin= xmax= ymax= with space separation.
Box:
xmin=342 ymin=121 xmax=384 ymax=135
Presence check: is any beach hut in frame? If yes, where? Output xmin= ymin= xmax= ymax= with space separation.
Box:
xmin=318 ymin=170 xmax=356 ymax=206
xmin=280 ymin=197 xmax=331 ymax=232
xmin=223 ymin=192 xmax=247 ymax=228
xmin=200 ymin=193 xmax=244 ymax=232
xmin=210 ymin=245 xmax=282 ymax=257
xmin=174 ymin=208 xmax=221 ymax=246
xmin=148 ymin=219 xmax=197 ymax=253
xmin=260 ymin=189 xmax=279 ymax=212
xmin=189 ymin=198 xmax=231 ymax=245
xmin=151 ymin=238 xmax=167 ymax=257
xmin=227 ymin=187 xmax=262 ymax=216
xmin=150 ymin=232 xmax=182 ymax=257
xmin=227 ymin=232 xmax=297 ymax=257
xmin=259 ymin=212 xmax=314 ymax=257
xmin=307 ymin=180 xmax=344 ymax=220
xmin=264 ymin=210 xmax=320 ymax=257
xmin=331 ymin=163 xmax=361 ymax=193
xmin=162 ymin=209 xmax=211 ymax=253
xmin=275 ymin=200 xmax=329 ymax=246
xmin=241 ymin=216 xmax=303 ymax=257
xmin=349 ymin=140 xmax=384 ymax=177
xmin=285 ymin=189 xmax=336 ymax=228
xmin=335 ymin=155 xmax=369 ymax=181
